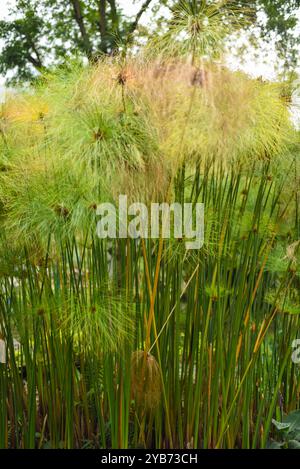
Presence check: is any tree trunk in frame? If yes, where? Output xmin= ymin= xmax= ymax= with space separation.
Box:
xmin=70 ymin=0 xmax=93 ymax=58
xmin=107 ymin=0 xmax=120 ymax=51
xmin=98 ymin=0 xmax=107 ymax=53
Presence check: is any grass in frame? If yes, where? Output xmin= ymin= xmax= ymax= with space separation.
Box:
xmin=0 ymin=1 xmax=299 ymax=449
xmin=0 ymin=154 xmax=299 ymax=448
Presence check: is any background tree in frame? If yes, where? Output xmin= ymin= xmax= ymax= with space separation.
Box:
xmin=0 ymin=0 xmax=299 ymax=84
xmin=0 ymin=0 xmax=153 ymax=83
xmin=236 ymin=0 xmax=300 ymax=70
xmin=257 ymin=0 xmax=300 ymax=69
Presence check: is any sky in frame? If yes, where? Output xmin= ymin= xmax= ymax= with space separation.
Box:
xmin=0 ymin=0 xmax=299 ymax=123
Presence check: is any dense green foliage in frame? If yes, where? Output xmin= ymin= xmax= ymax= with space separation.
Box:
xmin=0 ymin=0 xmax=152 ymax=82
xmin=271 ymin=410 xmax=300 ymax=448
xmin=0 ymin=56 xmax=299 ymax=448
xmin=0 ymin=0 xmax=299 ymax=450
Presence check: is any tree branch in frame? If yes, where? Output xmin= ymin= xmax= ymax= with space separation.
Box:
xmin=107 ymin=0 xmax=120 ymax=52
xmin=107 ymin=0 xmax=119 ymax=31
xmin=97 ymin=0 xmax=107 ymax=52
xmin=70 ymin=0 xmax=93 ymax=57
xmin=13 ymin=22 xmax=44 ymax=69
xmin=28 ymin=39 xmax=43 ymax=68
xmin=128 ymin=0 xmax=153 ymax=35
xmin=26 ymin=54 xmax=42 ymax=69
